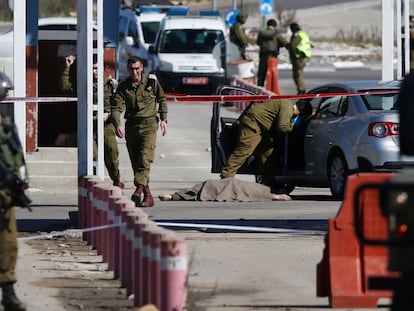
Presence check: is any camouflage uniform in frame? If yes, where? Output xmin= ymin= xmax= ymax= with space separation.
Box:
xmin=229 ymin=11 xmax=249 ymax=60
xmin=221 ymin=99 xmax=295 ymax=186
xmin=92 ymin=78 xmax=122 ymax=184
xmin=61 ymin=66 xmax=123 ymax=185
xmin=112 ymin=73 xmax=167 ymax=188
xmin=0 ymin=116 xmax=27 ymax=311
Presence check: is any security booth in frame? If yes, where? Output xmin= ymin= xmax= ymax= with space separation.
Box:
xmin=37 ymin=18 xmax=84 ymax=147
xmin=35 ymin=20 xmax=118 ymax=147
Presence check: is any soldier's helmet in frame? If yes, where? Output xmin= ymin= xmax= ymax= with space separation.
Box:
xmin=0 ymin=72 xmax=13 ymax=101
xmin=236 ymin=11 xmax=248 ymax=24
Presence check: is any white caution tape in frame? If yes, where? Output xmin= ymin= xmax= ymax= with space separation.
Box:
xmin=18 ymin=223 xmax=122 ymax=241
xmin=156 ymin=222 xmax=317 ymax=234
xmin=18 ymin=221 xmax=323 ymax=241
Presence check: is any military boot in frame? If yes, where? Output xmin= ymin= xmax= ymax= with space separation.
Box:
xmin=131 ymin=184 xmax=144 ymax=206
xmin=1 ymin=283 xmax=26 ymax=311
xmin=140 ymin=185 xmax=154 ymax=207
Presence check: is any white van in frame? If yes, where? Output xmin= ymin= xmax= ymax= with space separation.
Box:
xmin=118 ymin=6 xmax=167 ymax=79
xmin=148 ymin=12 xmax=228 ymax=94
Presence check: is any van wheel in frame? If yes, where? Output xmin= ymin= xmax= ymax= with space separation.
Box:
xmin=328 ymin=152 xmax=348 ymax=200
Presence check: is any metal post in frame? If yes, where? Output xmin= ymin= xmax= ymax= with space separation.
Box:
xmin=382 ymin=0 xmax=394 ymax=81
xmin=96 ymin=0 xmax=104 ymax=179
xmin=397 ymin=0 xmax=403 ymax=78
xmin=13 ymin=0 xmax=26 ymax=152
xmin=77 ymin=0 xmax=94 ymax=176
xmin=403 ymin=0 xmax=410 ymax=76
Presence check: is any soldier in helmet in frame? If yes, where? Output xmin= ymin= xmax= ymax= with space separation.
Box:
xmin=229 ymin=11 xmax=250 ymax=60
xmin=0 ymin=71 xmax=27 ymax=311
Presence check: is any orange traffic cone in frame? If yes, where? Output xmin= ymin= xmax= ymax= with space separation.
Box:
xmin=265 ymin=56 xmax=282 ymax=94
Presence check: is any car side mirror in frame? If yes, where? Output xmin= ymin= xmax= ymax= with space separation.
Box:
xmin=124 ymin=36 xmax=135 ymax=47
xmin=148 ymin=45 xmax=155 ymax=54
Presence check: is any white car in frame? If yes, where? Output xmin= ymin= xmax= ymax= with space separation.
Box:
xmin=118 ymin=6 xmax=168 ymax=79
xmin=0 ymin=17 xmax=97 ymax=79
xmin=0 ymin=17 xmax=96 ymax=57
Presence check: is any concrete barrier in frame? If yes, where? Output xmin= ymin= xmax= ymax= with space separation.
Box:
xmin=80 ymin=176 xmax=189 ymax=309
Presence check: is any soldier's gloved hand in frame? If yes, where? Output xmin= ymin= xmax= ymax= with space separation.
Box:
xmin=292 ymin=116 xmax=302 ymax=128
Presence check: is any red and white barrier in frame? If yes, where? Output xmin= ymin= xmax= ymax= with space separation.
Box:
xmin=78 ymin=176 xmax=189 ymax=310
xmin=123 ymin=209 xmax=148 ymax=296
xmin=161 ymin=235 xmax=188 ymax=311
xmin=113 ymin=197 xmax=136 ymax=280
xmin=104 ymin=193 xmax=125 ymax=267
xmin=84 ymin=177 xmax=104 ymax=244
xmin=134 ymin=219 xmax=157 ymax=306
xmin=149 ymin=227 xmax=176 ymax=308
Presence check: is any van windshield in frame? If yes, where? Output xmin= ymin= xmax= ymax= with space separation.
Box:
xmin=141 ymin=21 xmax=161 ymax=44
xmin=160 ymin=29 xmax=224 ymax=53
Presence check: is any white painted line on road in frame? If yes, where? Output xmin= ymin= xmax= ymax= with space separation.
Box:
xmin=18 ymin=221 xmax=325 ymax=241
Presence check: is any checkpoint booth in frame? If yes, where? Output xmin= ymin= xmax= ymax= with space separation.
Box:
xmin=37 ymin=19 xmax=83 ymax=147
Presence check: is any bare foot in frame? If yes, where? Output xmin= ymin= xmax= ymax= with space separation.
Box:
xmin=272 ymin=194 xmax=292 ymax=201
xmin=159 ymin=194 xmax=173 ymax=201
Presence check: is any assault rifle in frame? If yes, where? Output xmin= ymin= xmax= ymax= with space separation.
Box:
xmin=0 ymin=157 xmax=32 ymax=211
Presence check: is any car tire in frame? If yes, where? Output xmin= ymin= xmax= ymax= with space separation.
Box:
xmin=328 ymin=151 xmax=348 ymax=200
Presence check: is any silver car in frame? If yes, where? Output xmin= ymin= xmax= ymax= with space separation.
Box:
xmin=211 ymin=81 xmax=409 ymax=199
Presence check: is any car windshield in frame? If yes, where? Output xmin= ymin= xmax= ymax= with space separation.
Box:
xmin=160 ymin=29 xmax=224 ymax=53
xmin=362 ymin=91 xmax=399 ymax=111
xmin=141 ymin=21 xmax=161 ymax=44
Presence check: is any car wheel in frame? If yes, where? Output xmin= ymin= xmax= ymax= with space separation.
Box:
xmin=328 ymin=152 xmax=348 ymax=199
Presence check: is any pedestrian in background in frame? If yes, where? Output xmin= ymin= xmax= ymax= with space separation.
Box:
xmin=60 ymin=54 xmax=124 ymax=188
xmin=289 ymin=22 xmax=312 ymax=94
xmin=230 ymin=11 xmax=250 ymax=60
xmin=0 ymin=72 xmax=28 ymax=311
xmin=256 ymin=19 xmax=289 ymax=94
xmin=220 ymin=99 xmax=309 ymax=190
xmin=112 ymin=56 xmax=168 ymax=207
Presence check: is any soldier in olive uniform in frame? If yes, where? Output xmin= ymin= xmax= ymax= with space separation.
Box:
xmin=256 ymin=19 xmax=289 ymax=88
xmin=0 ymin=72 xmax=27 ymax=311
xmin=112 ymin=56 xmax=168 ymax=207
xmin=229 ymin=11 xmax=250 ymax=60
xmin=220 ymin=99 xmax=309 ymax=189
xmin=61 ymin=55 xmax=124 ymax=188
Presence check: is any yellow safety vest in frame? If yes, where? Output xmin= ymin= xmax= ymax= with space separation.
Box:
xmin=295 ymin=30 xmax=312 ymax=58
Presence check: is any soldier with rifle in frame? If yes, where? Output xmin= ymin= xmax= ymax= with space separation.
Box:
xmin=0 ymin=71 xmax=31 ymax=311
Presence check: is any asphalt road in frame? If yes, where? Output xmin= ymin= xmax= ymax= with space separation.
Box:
xmin=9 ymin=0 xmax=398 ymax=309
xmin=14 ymin=65 xmax=393 ymax=310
